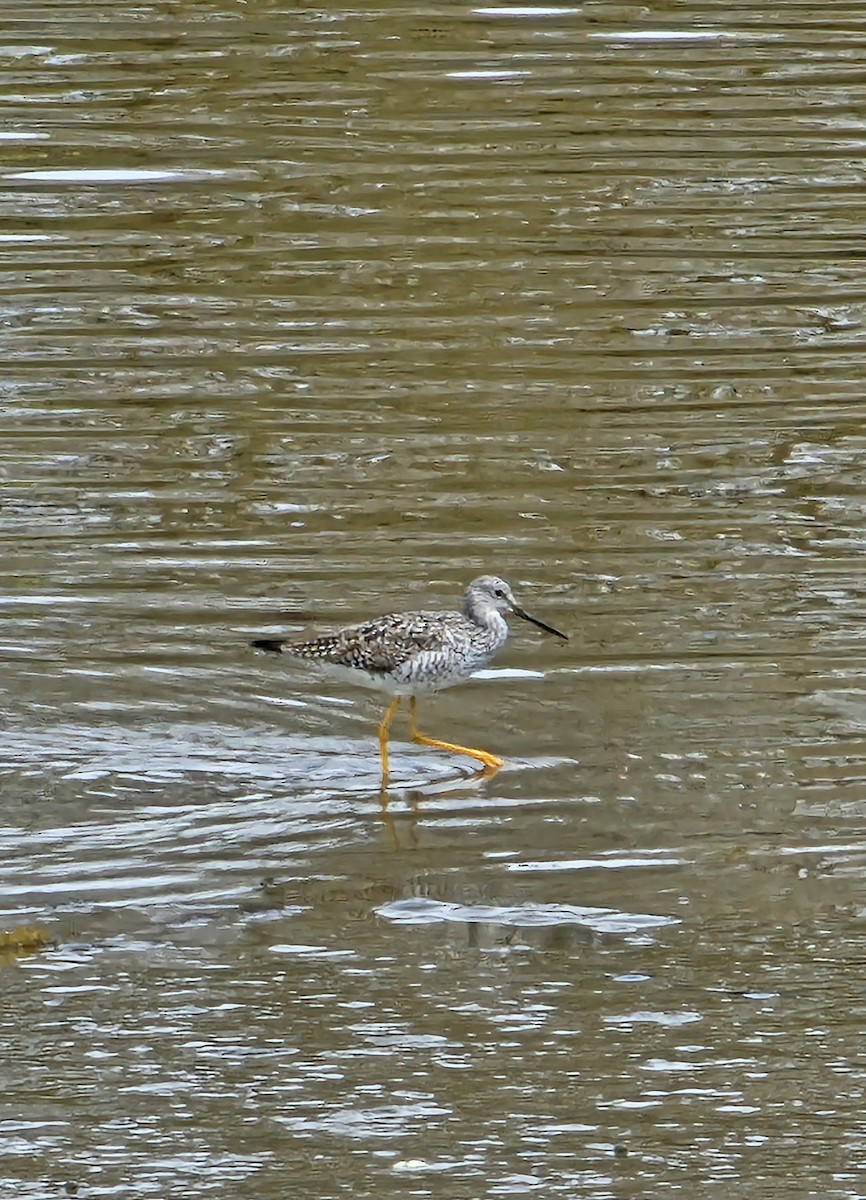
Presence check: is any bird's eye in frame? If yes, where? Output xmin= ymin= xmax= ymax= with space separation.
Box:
xmin=494 ymin=587 xmax=505 ymax=598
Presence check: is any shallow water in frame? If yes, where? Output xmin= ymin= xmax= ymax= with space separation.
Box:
xmin=3 ymin=1 xmax=866 ymax=1197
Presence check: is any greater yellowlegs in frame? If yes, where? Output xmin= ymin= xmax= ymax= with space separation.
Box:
xmin=252 ymin=574 xmax=567 ymax=784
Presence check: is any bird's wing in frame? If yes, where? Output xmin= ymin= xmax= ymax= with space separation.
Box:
xmin=287 ymin=610 xmax=459 ymax=675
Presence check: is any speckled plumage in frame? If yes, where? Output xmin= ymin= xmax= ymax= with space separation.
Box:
xmin=280 ymin=607 xmax=507 ymax=694
xmin=252 ymin=574 xmax=567 ymax=783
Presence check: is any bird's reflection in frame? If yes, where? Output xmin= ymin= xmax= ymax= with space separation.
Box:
xmin=375 ymin=761 xmax=501 ymax=850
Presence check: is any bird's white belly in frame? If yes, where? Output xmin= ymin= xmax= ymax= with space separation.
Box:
xmin=304 ymin=660 xmax=476 ymax=697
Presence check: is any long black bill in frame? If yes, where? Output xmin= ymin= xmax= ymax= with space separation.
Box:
xmin=512 ymin=604 xmax=568 ymax=640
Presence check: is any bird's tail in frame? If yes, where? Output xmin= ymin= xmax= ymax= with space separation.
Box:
xmin=251 ymin=638 xmax=285 ymax=654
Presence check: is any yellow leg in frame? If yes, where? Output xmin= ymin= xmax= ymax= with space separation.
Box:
xmin=409 ymin=697 xmax=504 ymax=771
xmin=378 ymin=697 xmax=402 ymax=785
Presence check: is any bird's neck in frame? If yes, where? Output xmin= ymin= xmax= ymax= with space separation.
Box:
xmin=464 ymin=597 xmax=509 ymax=641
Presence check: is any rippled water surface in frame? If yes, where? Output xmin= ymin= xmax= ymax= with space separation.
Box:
xmin=4 ymin=1 xmax=866 ymax=1197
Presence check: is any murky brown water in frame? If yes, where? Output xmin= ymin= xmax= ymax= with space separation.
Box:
xmin=4 ymin=1 xmax=866 ymax=1197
